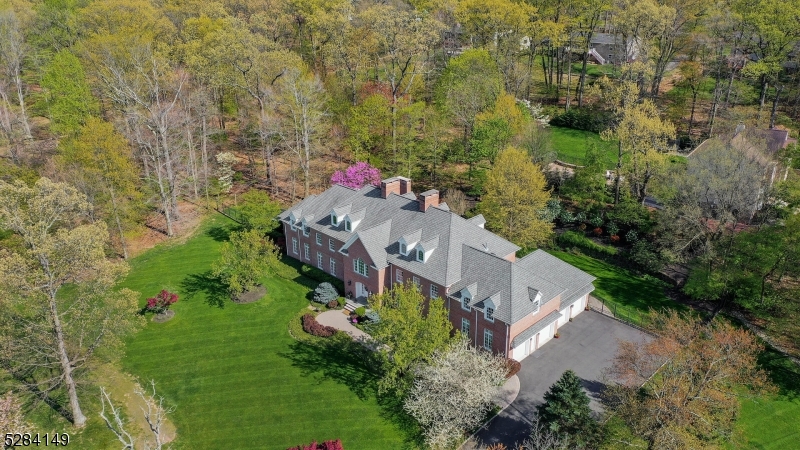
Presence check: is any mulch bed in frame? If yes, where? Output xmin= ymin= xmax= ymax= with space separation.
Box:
xmin=234 ymin=285 xmax=267 ymax=304
xmin=153 ymin=310 xmax=176 ymax=323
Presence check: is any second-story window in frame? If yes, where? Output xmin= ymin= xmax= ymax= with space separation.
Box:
xmin=412 ymin=276 xmax=420 ymax=286
xmin=329 ymin=238 xmax=335 ymax=251
xmin=485 ymin=307 xmax=494 ymax=322
xmin=353 ymin=258 xmax=369 ymax=277
xmin=302 ymin=223 xmax=309 ymax=237
xmin=461 ymin=296 xmax=471 ymax=311
xmin=316 ymin=233 xmax=322 ymax=245
xmin=430 ymin=285 xmax=439 ymax=299
xmin=396 ymin=269 xmax=403 ymax=283
xmin=292 ymin=237 xmax=298 ymax=254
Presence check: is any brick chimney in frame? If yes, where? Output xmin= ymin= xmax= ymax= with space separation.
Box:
xmin=398 ymin=177 xmax=412 ymax=195
xmin=418 ymin=189 xmax=439 ymax=212
xmin=381 ymin=177 xmax=401 ymax=199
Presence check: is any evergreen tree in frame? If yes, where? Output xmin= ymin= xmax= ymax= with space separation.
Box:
xmin=536 ymin=369 xmax=601 ymax=449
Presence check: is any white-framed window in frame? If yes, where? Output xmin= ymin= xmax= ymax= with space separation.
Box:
xmin=461 ymin=296 xmax=471 ymax=311
xmin=461 ymin=318 xmax=470 ymax=335
xmin=329 ymin=238 xmax=335 ymax=251
xmin=533 ymin=298 xmax=540 ymax=315
xmin=396 ymin=269 xmax=403 ymax=283
xmin=292 ymin=237 xmax=298 ymax=254
xmin=416 ymin=249 xmax=424 ymax=262
xmin=353 ymin=258 xmax=369 ymax=277
xmin=302 ymin=223 xmax=310 ymax=237
xmin=316 ymin=233 xmax=322 ymax=245
xmin=430 ymin=285 xmax=439 ymax=299
xmin=412 ymin=276 xmax=420 ymax=286
xmin=345 ymin=219 xmax=352 ymax=232
xmin=485 ymin=307 xmax=494 ymax=322
xmin=330 ymin=258 xmax=336 ymax=275
xmin=317 ymin=252 xmax=323 ymax=269
xmin=484 ymin=329 xmax=493 ymax=350
xmin=304 ymin=243 xmax=310 ymax=260
xmin=331 ymin=214 xmax=338 ymax=226
xmin=400 ymin=242 xmax=407 ymax=255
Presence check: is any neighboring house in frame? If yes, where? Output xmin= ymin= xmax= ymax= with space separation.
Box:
xmin=587 ymin=33 xmax=639 ymax=65
xmin=279 ymin=177 xmax=596 ymax=361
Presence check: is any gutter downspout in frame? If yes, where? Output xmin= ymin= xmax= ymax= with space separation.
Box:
xmin=505 ymin=323 xmax=510 ymax=357
xmin=475 ymin=308 xmax=478 ymax=345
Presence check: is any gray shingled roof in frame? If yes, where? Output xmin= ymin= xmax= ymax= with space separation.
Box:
xmin=449 ymin=245 xmax=566 ymax=324
xmin=516 ymin=250 xmax=596 ymax=309
xmin=279 ymin=184 xmax=519 ymax=287
xmin=511 ymin=311 xmax=563 ymax=347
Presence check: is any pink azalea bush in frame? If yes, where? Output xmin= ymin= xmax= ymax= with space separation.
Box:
xmin=146 ymin=290 xmax=179 ymax=314
xmin=330 ymin=162 xmax=381 ymax=189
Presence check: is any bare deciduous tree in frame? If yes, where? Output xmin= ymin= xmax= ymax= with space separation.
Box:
xmin=100 ymin=380 xmax=175 ymax=450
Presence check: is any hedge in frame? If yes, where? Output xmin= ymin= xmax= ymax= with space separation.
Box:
xmin=302 ymin=313 xmax=337 ymax=338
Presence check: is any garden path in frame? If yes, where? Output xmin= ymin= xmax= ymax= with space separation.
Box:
xmin=316 ymin=309 xmax=371 ymax=342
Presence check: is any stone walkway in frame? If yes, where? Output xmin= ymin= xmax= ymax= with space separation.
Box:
xmin=316 ymin=309 xmax=371 ymax=341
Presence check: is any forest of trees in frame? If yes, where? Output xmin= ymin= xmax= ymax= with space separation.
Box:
xmin=1 ymin=0 xmax=799 ymax=447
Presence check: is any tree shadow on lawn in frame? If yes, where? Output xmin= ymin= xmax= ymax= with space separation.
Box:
xmin=758 ymin=347 xmax=800 ymax=398
xmin=207 ymin=224 xmax=237 ymax=242
xmin=180 ymin=270 xmax=229 ymax=308
xmin=280 ymin=337 xmax=424 ymax=447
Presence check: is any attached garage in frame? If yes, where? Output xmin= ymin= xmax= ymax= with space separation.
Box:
xmin=510 ymin=311 xmax=562 ymax=361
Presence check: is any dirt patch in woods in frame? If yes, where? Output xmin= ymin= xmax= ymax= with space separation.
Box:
xmin=127 ymin=202 xmax=207 ymax=258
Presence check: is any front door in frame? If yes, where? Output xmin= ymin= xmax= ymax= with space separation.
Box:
xmin=355 ymin=282 xmax=368 ymax=300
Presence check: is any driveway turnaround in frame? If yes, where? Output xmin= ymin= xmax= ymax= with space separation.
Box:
xmin=470 ymin=310 xmax=653 ymax=449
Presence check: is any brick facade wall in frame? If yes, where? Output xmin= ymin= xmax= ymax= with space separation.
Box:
xmin=283 ymin=221 xmax=513 ymax=356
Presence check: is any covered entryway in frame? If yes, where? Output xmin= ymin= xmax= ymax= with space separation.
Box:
xmin=355 ymin=282 xmax=369 ymax=301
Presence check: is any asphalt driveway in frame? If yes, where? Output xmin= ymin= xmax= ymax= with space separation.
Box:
xmin=470 ymin=310 xmax=653 ymax=449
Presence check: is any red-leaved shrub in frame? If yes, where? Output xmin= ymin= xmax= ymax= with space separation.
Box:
xmin=593 ymin=227 xmax=603 ymax=236
xmin=504 ymin=358 xmax=521 ymax=378
xmin=610 ymin=235 xmax=621 ymax=243
xmin=146 ymin=290 xmax=178 ymax=313
xmin=302 ymin=314 xmax=336 ymax=338
xmin=327 ymin=300 xmax=339 ymax=308
xmin=287 ymin=439 xmax=344 ymax=450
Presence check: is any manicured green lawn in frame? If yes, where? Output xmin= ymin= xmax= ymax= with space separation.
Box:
xmin=546 ymin=250 xmax=679 ymax=323
xmin=550 ymin=126 xmax=617 ymax=167
xmin=119 ymin=216 xmax=408 ymax=449
xmin=731 ymin=349 xmax=800 ymax=449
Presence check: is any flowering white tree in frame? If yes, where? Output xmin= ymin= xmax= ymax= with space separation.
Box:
xmin=403 ymin=337 xmax=508 ymax=449
xmin=215 ymin=152 xmax=237 ymax=194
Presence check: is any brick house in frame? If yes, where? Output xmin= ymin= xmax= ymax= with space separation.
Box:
xmin=279 ymin=177 xmax=595 ymax=361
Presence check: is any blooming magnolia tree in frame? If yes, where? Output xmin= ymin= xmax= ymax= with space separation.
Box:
xmin=146 ymin=290 xmax=178 ymax=314
xmin=403 ymin=337 xmax=508 ymax=449
xmin=330 ymin=162 xmax=381 ymax=189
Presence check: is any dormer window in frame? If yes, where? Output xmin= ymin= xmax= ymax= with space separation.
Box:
xmin=398 ymin=230 xmax=421 ymax=256
xmin=331 ymin=214 xmax=338 ymax=226
xmin=302 ymin=223 xmax=310 ymax=237
xmin=345 ymin=219 xmax=352 ymax=231
xmin=416 ymin=249 xmax=424 ymax=262
xmin=400 ymin=242 xmax=407 ymax=255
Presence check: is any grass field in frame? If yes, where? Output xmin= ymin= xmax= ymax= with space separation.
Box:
xmin=550 ymin=126 xmax=617 ymax=167
xmin=116 ymin=215 xmax=408 ymax=449
xmin=546 ymin=250 xmax=677 ymax=323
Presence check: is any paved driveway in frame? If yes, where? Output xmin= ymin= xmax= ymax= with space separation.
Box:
xmin=470 ymin=311 xmax=652 ymax=449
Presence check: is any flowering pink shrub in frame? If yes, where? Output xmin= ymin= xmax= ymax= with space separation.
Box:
xmin=287 ymin=439 xmax=344 ymax=450
xmin=146 ymin=290 xmax=178 ymax=314
xmin=330 ymin=162 xmax=381 ymax=189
